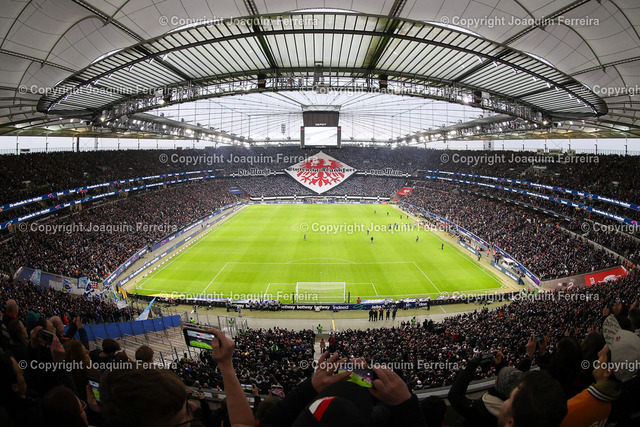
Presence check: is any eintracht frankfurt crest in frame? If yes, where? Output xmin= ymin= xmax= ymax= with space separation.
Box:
xmin=285 ymin=152 xmax=356 ymax=194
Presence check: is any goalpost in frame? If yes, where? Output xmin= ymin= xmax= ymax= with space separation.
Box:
xmin=295 ymin=282 xmax=346 ymax=303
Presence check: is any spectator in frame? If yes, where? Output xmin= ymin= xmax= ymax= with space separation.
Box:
xmin=254 ymin=396 xmax=282 ymax=424
xmin=135 ymin=345 xmax=155 ymax=364
xmin=497 ymin=370 xmax=567 ymax=427
xmin=100 ymin=368 xmax=197 ymax=427
xmin=448 ymin=346 xmax=531 ymax=427
xmin=420 ymin=396 xmax=447 ymax=427
xmin=63 ymin=339 xmax=100 ymax=405
xmin=543 ymin=336 xmax=583 ymax=399
xmin=260 ymin=352 xmax=426 ymax=426
xmin=578 ymin=330 xmax=606 ymax=392
xmin=89 ymin=338 xmax=121 ymax=370
xmin=561 ymin=315 xmax=640 ymax=426
xmin=40 ymin=385 xmax=89 ymax=427
xmin=6 ymin=319 xmax=29 ymax=363
xmin=1 ymin=299 xmax=19 ymax=346
xmin=0 ymin=352 xmax=45 ymax=426
xmin=50 ymin=315 xmax=88 ymax=349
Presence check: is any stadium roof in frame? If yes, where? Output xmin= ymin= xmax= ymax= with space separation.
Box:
xmin=1 ymin=0 xmax=639 ymax=143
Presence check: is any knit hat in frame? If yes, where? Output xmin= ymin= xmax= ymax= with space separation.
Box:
xmin=292 ymin=381 xmax=373 ymax=427
xmin=603 ymin=314 xmax=640 ymax=382
xmin=495 ymin=366 xmax=524 ymax=399
xmin=25 ymin=311 xmax=41 ymax=327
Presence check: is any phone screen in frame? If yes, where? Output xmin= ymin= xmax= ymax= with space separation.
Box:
xmin=271 ymin=385 xmax=284 ymax=397
xmin=182 ymin=328 xmax=214 ymax=350
xmin=337 ymin=364 xmax=376 ymax=388
xmin=88 ymin=379 xmax=100 ymax=402
xmin=241 ymin=384 xmax=253 ymax=391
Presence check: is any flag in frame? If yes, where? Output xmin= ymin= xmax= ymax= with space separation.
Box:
xmin=136 ymin=298 xmax=156 ymax=321
xmin=117 ymin=285 xmax=128 ymax=299
xmin=115 ymin=299 xmax=129 ymax=309
xmin=30 ymin=269 xmax=41 ymax=285
xmin=62 ymin=278 xmax=72 ymax=294
xmin=110 ymin=289 xmax=128 ymax=309
xmin=78 ymin=276 xmax=89 ymax=290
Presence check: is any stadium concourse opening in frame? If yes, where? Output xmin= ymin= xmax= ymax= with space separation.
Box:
xmin=2 ymin=1 xmax=640 ymax=427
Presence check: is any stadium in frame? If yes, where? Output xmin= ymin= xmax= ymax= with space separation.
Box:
xmin=1 ymin=1 xmax=640 ymax=426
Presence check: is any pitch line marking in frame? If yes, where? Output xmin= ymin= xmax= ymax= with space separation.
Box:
xmin=370 ymin=282 xmax=379 ymax=296
xmin=136 ymin=207 xmax=246 ymax=289
xmin=287 ymin=258 xmax=356 ymax=264
xmin=360 ymin=287 xmax=511 ymax=297
xmin=402 ymin=207 xmax=503 ymax=287
xmin=201 ymin=262 xmax=229 ymax=294
xmin=412 ymin=262 xmax=442 ymax=294
xmin=226 ymin=261 xmax=413 ymax=265
xmin=428 ymin=232 xmax=502 ymax=286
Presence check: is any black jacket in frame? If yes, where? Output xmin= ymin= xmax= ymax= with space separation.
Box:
xmin=260 ymin=379 xmax=426 ymax=427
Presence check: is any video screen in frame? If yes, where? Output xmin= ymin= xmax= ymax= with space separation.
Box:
xmin=183 ymin=328 xmax=214 ymax=350
xmin=303 ymin=127 xmax=339 ymax=147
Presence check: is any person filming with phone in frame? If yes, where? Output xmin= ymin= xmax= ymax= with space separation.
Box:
xmin=259 ymin=352 xmax=426 ymax=427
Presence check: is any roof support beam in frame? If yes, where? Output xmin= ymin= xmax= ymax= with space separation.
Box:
xmin=242 ymin=0 xmax=278 ymax=70
xmin=362 ymin=0 xmax=407 ymax=76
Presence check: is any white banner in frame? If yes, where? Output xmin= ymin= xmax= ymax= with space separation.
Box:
xmin=285 ymin=152 xmax=356 ymax=194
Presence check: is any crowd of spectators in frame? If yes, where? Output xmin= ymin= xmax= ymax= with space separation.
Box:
xmin=446 ymin=185 xmax=640 ymax=266
xmin=330 ymin=272 xmax=639 ymax=390
xmin=0 ymin=278 xmax=130 ymax=325
xmin=442 ymin=182 xmax=640 ymax=263
xmin=2 ymin=147 xmax=639 ymax=286
xmin=3 ymin=267 xmax=640 ymax=425
xmin=174 ymin=328 xmax=315 ymax=395
xmin=2 ymin=147 xmax=638 ymax=212
xmin=404 ymin=182 xmax=624 ymax=279
xmin=168 ymin=272 xmax=640 ymax=398
xmin=0 ymin=181 xmax=238 ymax=281
xmin=231 ymin=176 xmax=308 ymax=197
xmin=232 ymin=175 xmax=406 ymax=198
xmin=2 ymin=148 xmax=637 ymax=299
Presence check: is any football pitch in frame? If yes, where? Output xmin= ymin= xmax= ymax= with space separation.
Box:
xmin=133 ymin=204 xmax=506 ymax=303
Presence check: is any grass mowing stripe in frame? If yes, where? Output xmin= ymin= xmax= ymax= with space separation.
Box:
xmin=135 ymin=204 xmax=505 ymax=302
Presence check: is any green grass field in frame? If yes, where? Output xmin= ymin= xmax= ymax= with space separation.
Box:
xmin=134 ymin=204 xmax=506 ymax=303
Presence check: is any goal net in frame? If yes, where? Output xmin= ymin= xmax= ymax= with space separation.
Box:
xmin=295 ymin=282 xmax=346 ymax=303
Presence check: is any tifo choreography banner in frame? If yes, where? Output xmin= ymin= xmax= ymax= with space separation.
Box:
xmin=285 ymin=152 xmax=356 ymax=194
xmin=584 ymin=265 xmax=628 ymax=287
xmin=397 ymin=187 xmax=413 ymax=196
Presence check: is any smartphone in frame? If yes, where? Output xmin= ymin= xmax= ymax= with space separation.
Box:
xmin=39 ymin=330 xmax=54 ymax=344
xmin=480 ymin=353 xmax=495 ymax=365
xmin=182 ymin=327 xmax=214 ymax=350
xmin=88 ymin=379 xmax=101 ymax=402
xmin=271 ymin=384 xmax=284 ymax=397
xmin=536 ymin=334 xmax=544 ymax=342
xmin=241 ymin=384 xmax=253 ymax=392
xmin=337 ymin=364 xmax=376 ymax=388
